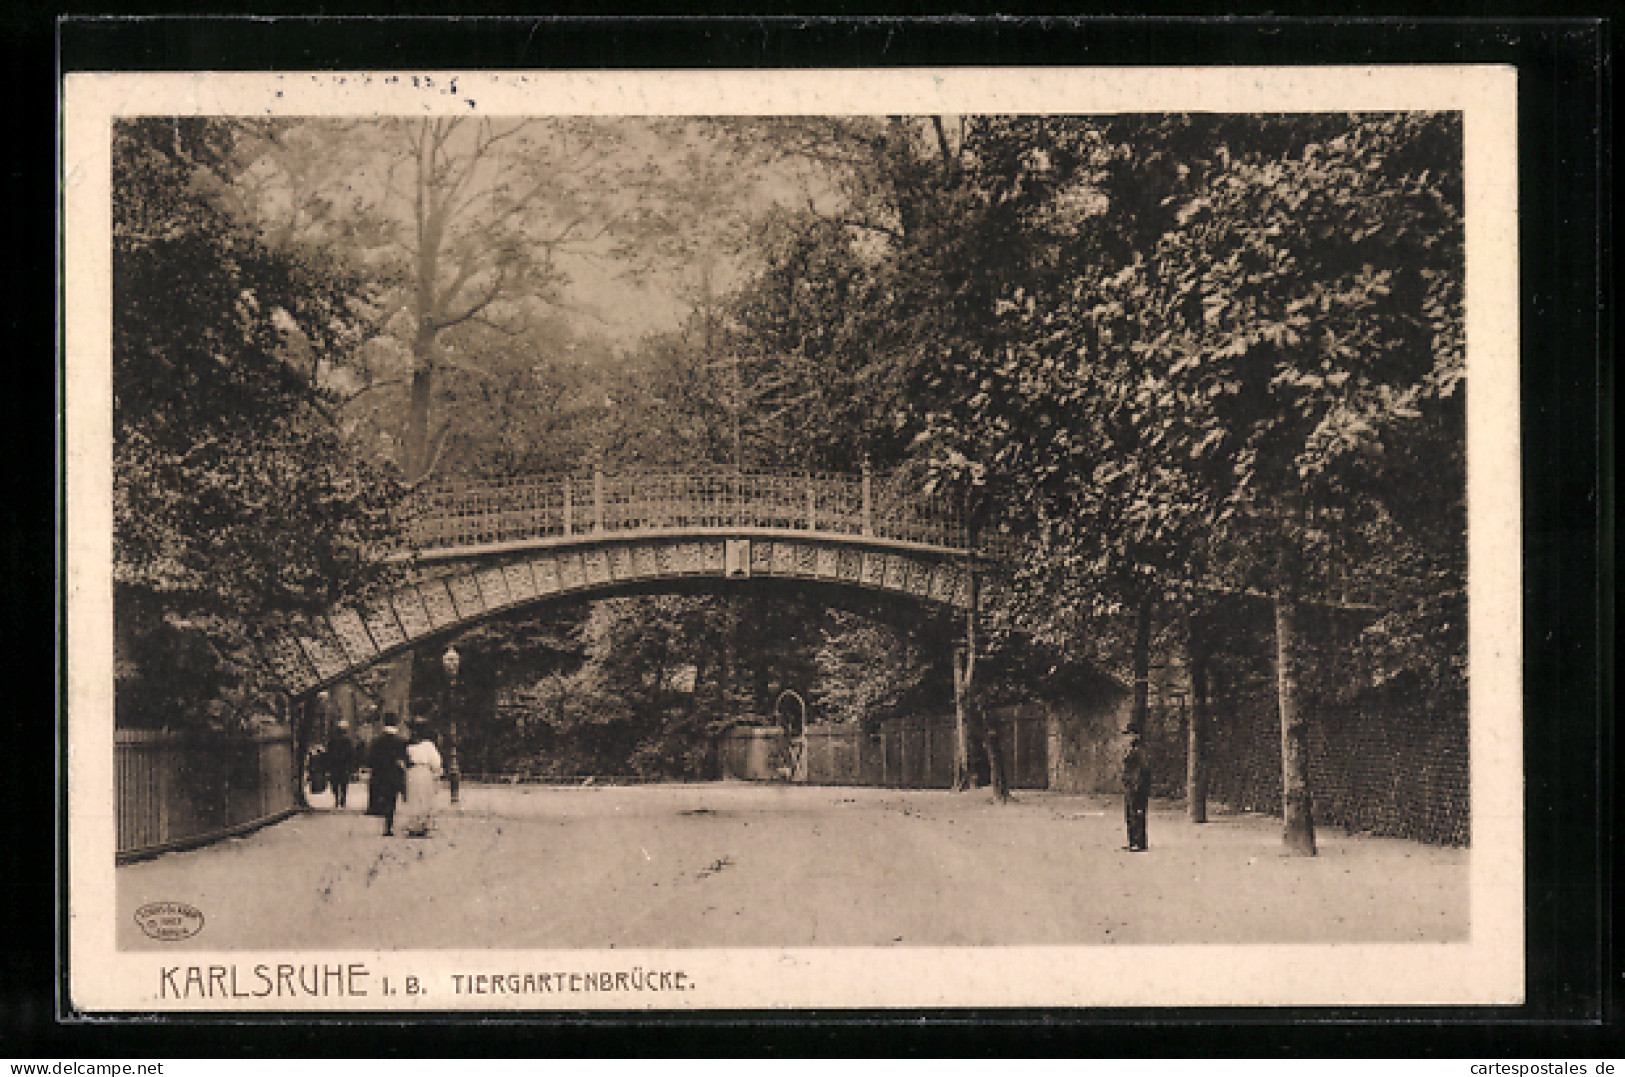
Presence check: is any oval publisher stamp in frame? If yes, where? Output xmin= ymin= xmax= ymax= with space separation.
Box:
xmin=134 ymin=901 xmax=205 ymax=941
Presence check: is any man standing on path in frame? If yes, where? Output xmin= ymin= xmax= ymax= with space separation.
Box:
xmin=1122 ymin=730 xmax=1151 ymax=852
xmin=365 ymin=718 xmax=409 ymax=836
xmin=325 ymin=720 xmax=356 ymax=808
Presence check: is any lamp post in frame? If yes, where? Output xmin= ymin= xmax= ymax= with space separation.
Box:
xmin=305 ymin=690 xmax=330 ymax=803
xmin=442 ymin=645 xmax=461 ymax=804
xmin=315 ymin=689 xmax=330 ymax=760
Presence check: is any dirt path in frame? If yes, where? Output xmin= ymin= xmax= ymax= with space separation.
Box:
xmin=118 ymin=782 xmax=1468 ymax=951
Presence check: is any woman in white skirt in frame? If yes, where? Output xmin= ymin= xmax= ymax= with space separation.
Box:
xmin=400 ymin=727 xmax=443 ymax=837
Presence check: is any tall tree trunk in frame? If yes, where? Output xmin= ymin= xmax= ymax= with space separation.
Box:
xmin=1275 ymin=544 xmax=1317 ymax=856
xmin=982 ymin=717 xmax=1007 ymax=798
xmin=388 ymin=126 xmax=448 ymax=724
xmin=951 ymin=644 xmax=970 ymax=791
xmin=295 ymin=696 xmax=315 ymax=808
xmin=966 ymin=565 xmax=1008 ymax=800
xmin=720 ymin=596 xmax=737 ymax=722
xmin=1183 ymin=605 xmax=1211 ymax=824
xmin=1130 ymin=593 xmax=1153 ymax=735
xmin=402 ymin=331 xmax=437 ymax=480
xmin=385 ymin=328 xmax=442 ymax=723
xmin=385 ymin=311 xmax=451 ymax=724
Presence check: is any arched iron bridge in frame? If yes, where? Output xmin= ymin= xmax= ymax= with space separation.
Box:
xmin=260 ymin=467 xmax=989 ymax=696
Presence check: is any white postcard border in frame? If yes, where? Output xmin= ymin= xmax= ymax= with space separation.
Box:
xmin=64 ymin=65 xmax=1523 ymax=1011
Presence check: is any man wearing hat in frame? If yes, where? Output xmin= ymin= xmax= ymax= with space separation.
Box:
xmin=365 ymin=716 xmax=410 ymax=836
xmin=1121 ymin=729 xmax=1151 ymax=852
xmin=325 ymin=719 xmax=357 ymax=809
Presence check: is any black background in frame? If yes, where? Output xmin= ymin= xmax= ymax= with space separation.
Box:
xmin=8 ymin=9 xmax=1612 ymax=1058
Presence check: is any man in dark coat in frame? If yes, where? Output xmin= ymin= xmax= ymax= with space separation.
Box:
xmin=365 ymin=719 xmax=410 ymax=836
xmin=325 ymin=721 xmax=356 ymax=808
xmin=1122 ymin=730 xmax=1151 ymax=852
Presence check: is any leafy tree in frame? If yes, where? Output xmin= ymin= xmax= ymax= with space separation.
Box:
xmin=920 ymin=112 xmax=1463 ymax=847
xmin=112 ymin=118 xmax=403 ymax=728
xmin=599 ymin=325 xmax=742 ymax=469
xmin=910 ymin=116 xmax=1239 ymax=806
xmin=896 ymin=113 xmax=1462 ymax=842
xmin=811 ymin=602 xmax=952 ymax=732
xmin=561 ymin=596 xmax=736 ymax=778
xmin=414 ymin=601 xmax=592 ymax=775
xmin=239 ymin=117 xmax=642 ymax=714
xmin=722 ymin=117 xmax=1011 ymax=473
xmin=420 ymin=314 xmax=620 ymax=478
xmin=717 ymin=117 xmax=1025 ymax=789
xmin=1118 ymin=112 xmax=1463 ymax=853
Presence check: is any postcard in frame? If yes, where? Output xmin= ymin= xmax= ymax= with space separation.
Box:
xmin=65 ymin=65 xmax=1522 ymax=1011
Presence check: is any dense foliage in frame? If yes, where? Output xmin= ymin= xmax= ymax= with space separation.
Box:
xmin=889 ymin=114 xmax=1465 ymax=711
xmin=113 ymin=118 xmax=404 ymax=728
xmin=408 ymin=591 xmax=947 ymax=780
xmin=708 ymin=114 xmax=1466 ymax=831
xmin=114 ymin=114 xmax=1467 ymax=804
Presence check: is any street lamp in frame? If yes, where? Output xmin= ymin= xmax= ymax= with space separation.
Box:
xmin=315 ymin=690 xmax=330 ymax=751
xmin=304 ymin=690 xmax=331 ymax=803
xmin=442 ymin=645 xmax=462 ymax=804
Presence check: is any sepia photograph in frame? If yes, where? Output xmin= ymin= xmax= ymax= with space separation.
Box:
xmin=64 ymin=67 xmax=1523 ymax=1011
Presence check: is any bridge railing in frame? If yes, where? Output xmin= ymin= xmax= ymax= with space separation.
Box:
xmin=399 ymin=468 xmax=967 ymax=553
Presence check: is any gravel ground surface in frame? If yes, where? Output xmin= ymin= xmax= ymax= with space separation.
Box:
xmin=118 ymin=781 xmax=1468 ymax=951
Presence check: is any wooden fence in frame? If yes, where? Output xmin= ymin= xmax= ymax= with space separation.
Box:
xmin=115 ymin=726 xmax=299 ymax=862
xmin=722 ymin=710 xmax=1050 ymax=790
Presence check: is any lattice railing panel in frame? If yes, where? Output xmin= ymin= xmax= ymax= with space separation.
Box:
xmin=809 ymin=474 xmax=865 ymax=536
xmin=398 ymin=468 xmax=967 ymax=554
xmin=733 ymin=470 xmax=812 ymax=530
xmin=406 ymin=476 xmax=574 ymax=549
xmin=868 ymin=472 xmax=965 ymax=549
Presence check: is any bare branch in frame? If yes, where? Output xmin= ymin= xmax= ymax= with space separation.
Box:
xmin=429 ymin=267 xmax=507 ymax=331
xmin=379 ymin=153 xmax=414 ymax=213
xmin=931 ymin=115 xmax=956 ymax=178
xmin=443 ymin=178 xmax=502 ymax=228
xmin=432 ymin=249 xmax=492 ymax=315
xmin=802 ymin=196 xmax=903 ymax=241
xmin=406 ymin=423 xmax=455 ymax=488
xmin=473 ymin=118 xmax=536 ymax=157
xmin=335 ymin=377 xmax=409 ymax=412
xmin=436 ymin=355 xmax=511 ymax=381
xmin=538 ymin=296 xmax=609 ymax=325
xmin=468 ymin=312 xmax=532 ymax=338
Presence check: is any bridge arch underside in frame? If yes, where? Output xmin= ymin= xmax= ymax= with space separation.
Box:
xmin=261 ymin=531 xmax=975 ymax=697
